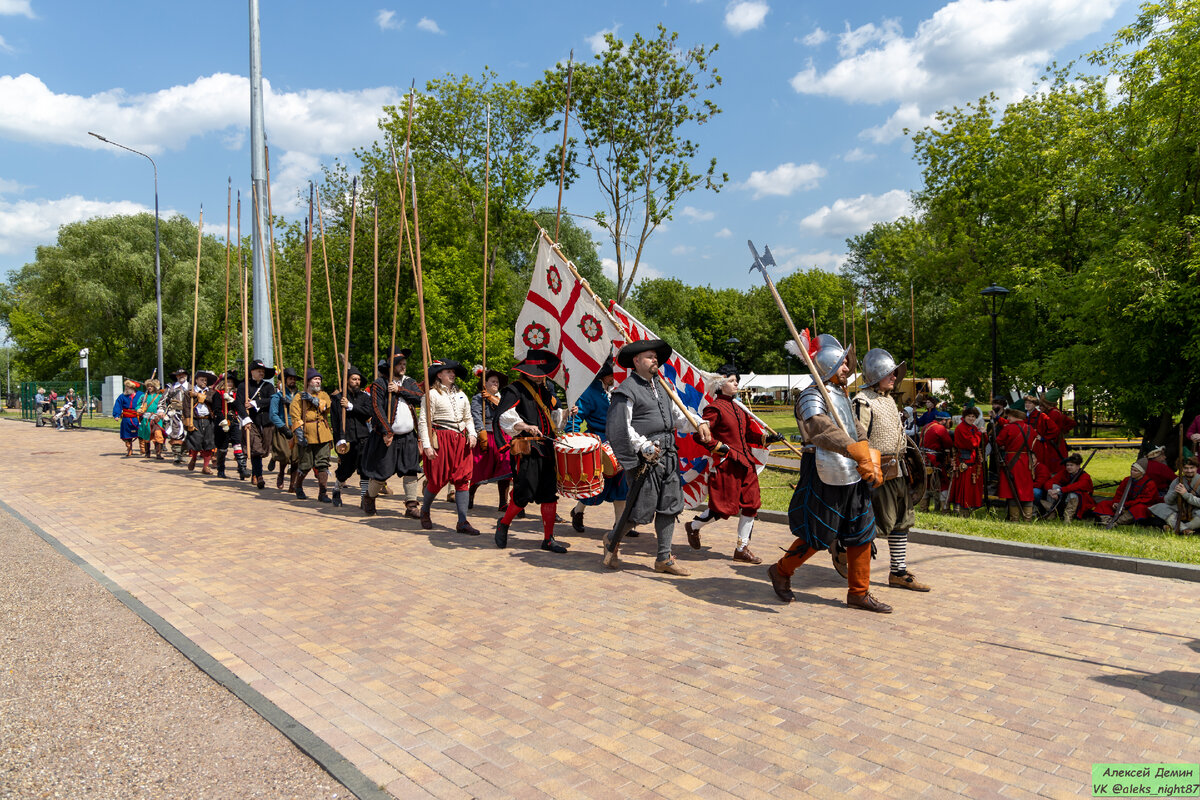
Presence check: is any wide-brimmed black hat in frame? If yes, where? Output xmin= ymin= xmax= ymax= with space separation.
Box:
xmin=248 ymin=359 xmax=276 ymax=379
xmin=427 ymin=359 xmax=468 ymax=384
xmin=512 ymin=349 xmax=561 ymax=379
xmin=616 ymin=339 xmax=672 ymax=369
xmin=596 ymin=361 xmax=614 ymax=380
xmin=377 ymin=348 xmax=413 ymax=373
xmin=172 ymin=367 xmax=189 ymax=377
xmin=281 ymin=367 xmax=299 ymax=380
xmin=194 ymin=370 xmax=218 ymax=385
xmin=222 ymin=369 xmax=239 ymax=385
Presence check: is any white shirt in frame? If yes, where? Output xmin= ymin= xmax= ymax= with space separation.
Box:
xmin=418 ymin=387 xmax=476 ymax=450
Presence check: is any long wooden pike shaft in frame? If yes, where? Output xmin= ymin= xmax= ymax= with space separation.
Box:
xmin=410 ymin=164 xmax=434 ymax=450
xmin=303 ymin=188 xmax=313 ymax=378
xmin=554 ymin=53 xmax=574 ymax=243
xmin=862 ymin=287 xmax=872 ymax=352
xmin=239 ymin=192 xmax=249 ymax=402
xmin=482 ymin=103 xmax=491 ymax=433
xmin=373 ymin=189 xmax=379 ymax=378
xmin=314 ymin=191 xmax=342 ymax=382
xmin=223 ymin=180 xmax=231 ymax=382
xmin=341 ymin=177 xmax=359 ymax=432
xmin=189 ymin=204 xmax=204 ymax=408
xmin=385 ymin=86 xmax=417 ymax=423
xmin=264 ymin=146 xmax=284 ymax=372
xmin=753 ymin=261 xmax=850 ymax=436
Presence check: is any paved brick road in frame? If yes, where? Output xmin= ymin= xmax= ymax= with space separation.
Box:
xmin=4 ymin=421 xmax=1199 ymax=798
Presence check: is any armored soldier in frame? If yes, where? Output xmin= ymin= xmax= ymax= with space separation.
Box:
xmin=844 ymin=348 xmax=929 ymax=592
xmin=766 ymin=335 xmax=891 ymax=613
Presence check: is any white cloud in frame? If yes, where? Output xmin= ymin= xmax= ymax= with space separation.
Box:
xmin=0 ymin=35 xmax=12 ymax=55
xmin=417 ymin=17 xmax=443 ymax=34
xmin=776 ymin=250 xmax=848 ymax=272
xmin=600 ymin=256 xmax=662 ymax=284
xmin=0 ymin=177 xmax=28 ymax=194
xmin=844 ymin=147 xmax=874 ymax=162
xmin=0 ymin=195 xmax=161 ymax=256
xmin=743 ymin=161 xmax=825 ymax=198
xmin=0 ymin=72 xmax=400 ymax=217
xmin=671 ymin=244 xmax=695 ymax=256
xmin=725 ymin=1 xmax=769 ymax=34
xmin=586 ymin=25 xmax=620 ymax=55
xmin=801 ymin=27 xmax=829 ymax=46
xmin=680 ymin=205 xmax=715 ymax=222
xmin=799 ymin=189 xmax=912 ymax=236
xmin=790 ymin=0 xmax=1121 ymax=141
xmin=714 ymin=227 xmax=732 ymax=238
xmin=0 ymin=1 xmax=34 ymax=18
xmin=375 ymin=10 xmax=404 ymax=31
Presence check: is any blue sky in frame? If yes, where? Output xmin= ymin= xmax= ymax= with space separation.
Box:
xmin=0 ymin=0 xmax=1133 ymax=289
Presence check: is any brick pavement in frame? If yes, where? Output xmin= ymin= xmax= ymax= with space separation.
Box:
xmin=4 ymin=420 xmax=1199 ymax=798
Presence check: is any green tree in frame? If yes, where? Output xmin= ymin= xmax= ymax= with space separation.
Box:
xmin=542 ymin=25 xmax=728 ymax=304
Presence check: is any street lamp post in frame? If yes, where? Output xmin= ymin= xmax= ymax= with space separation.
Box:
xmin=89 ymin=132 xmax=164 ymax=382
xmin=979 ymin=282 xmax=1010 ymax=401
xmin=725 ymin=336 xmax=741 ymax=373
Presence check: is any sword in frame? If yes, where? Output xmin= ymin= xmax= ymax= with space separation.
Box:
xmin=1105 ymin=476 xmax=1135 ymax=530
xmin=604 ymin=450 xmax=660 ymax=557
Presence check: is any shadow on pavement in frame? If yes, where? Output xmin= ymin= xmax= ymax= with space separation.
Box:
xmin=1093 ymin=671 xmax=1200 ymax=716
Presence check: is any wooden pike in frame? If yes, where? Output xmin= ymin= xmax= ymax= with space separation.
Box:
xmin=303 ymin=187 xmax=313 ymax=380
xmin=314 ymin=190 xmax=342 ymax=381
xmin=264 ymin=145 xmax=285 ymax=372
xmin=189 ymin=204 xmax=204 ymax=415
xmin=373 ymin=188 xmax=379 ymax=378
xmin=841 ymin=297 xmax=847 ymax=346
xmin=340 ymin=177 xmax=359 ymax=434
xmin=910 ymin=281 xmax=917 ymax=392
xmin=385 ymin=84 xmax=417 ymax=424
xmin=554 ymin=51 xmax=574 ymax=243
xmin=410 ymin=163 xmax=434 ymax=451
xmin=862 ymin=287 xmax=872 ymax=352
xmin=239 ymin=192 xmax=250 ymax=402
xmin=223 ymin=180 xmax=231 ymax=382
xmin=482 ymin=102 xmax=491 ymax=435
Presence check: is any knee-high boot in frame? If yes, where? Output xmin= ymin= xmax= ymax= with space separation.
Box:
xmin=216 ymin=450 xmax=227 ymax=478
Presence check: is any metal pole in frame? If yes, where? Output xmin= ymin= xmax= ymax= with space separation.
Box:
xmin=249 ymin=0 xmax=274 ymax=366
xmin=88 ymin=132 xmax=164 ymax=381
xmin=990 ymin=310 xmax=999 ymax=401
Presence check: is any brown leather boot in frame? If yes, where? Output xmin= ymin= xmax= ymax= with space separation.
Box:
xmin=847 ymin=592 xmax=893 ymax=613
xmin=420 ymin=508 xmax=433 ymax=530
xmin=733 ymin=546 xmax=762 ymax=564
xmin=405 ymin=500 xmax=421 ymax=519
xmin=767 ymin=563 xmax=794 ymax=603
xmin=654 ymin=559 xmax=690 ymax=576
xmin=456 ymin=520 xmax=480 ymax=535
xmin=685 ymin=520 xmax=702 ymax=549
xmin=888 ymin=570 xmax=930 ymax=591
xmin=361 ymin=493 xmax=377 ymax=516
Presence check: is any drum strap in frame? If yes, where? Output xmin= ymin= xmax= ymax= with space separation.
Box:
xmin=515 ymin=378 xmax=558 ymax=437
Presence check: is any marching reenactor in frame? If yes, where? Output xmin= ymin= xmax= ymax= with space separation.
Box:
xmin=565 ymin=361 xmax=629 ymax=534
xmin=947 ymin=407 xmax=985 ymax=515
xmin=469 ymin=368 xmax=513 ymax=511
xmin=235 ymin=359 xmax=276 ymax=490
xmin=212 ymin=371 xmax=249 ymax=480
xmin=360 ymin=349 xmax=424 ymax=517
xmin=845 ymin=348 xmax=929 ymax=591
xmin=164 ymin=368 xmax=191 ymax=464
xmin=288 ymin=368 xmax=334 ymax=502
xmin=1150 ymin=457 xmax=1200 ymax=533
xmin=113 ymin=380 xmax=140 ymax=457
xmin=995 ymin=398 xmax=1037 ymax=521
xmin=268 ymin=367 xmax=300 ymax=490
xmin=183 ymin=370 xmax=218 ymax=475
xmin=765 ymin=334 xmax=890 ymax=612
xmin=603 ymin=340 xmax=711 ymax=574
xmin=1040 ymin=452 xmax=1094 ymax=522
xmin=329 ymin=366 xmax=372 ymax=506
xmin=417 ymin=360 xmax=478 ymax=533
xmin=493 ymin=349 xmax=569 ymax=553
xmin=684 ymin=364 xmax=779 ymax=564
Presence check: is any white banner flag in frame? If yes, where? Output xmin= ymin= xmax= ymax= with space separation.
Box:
xmin=513 ymin=231 xmax=621 ymax=405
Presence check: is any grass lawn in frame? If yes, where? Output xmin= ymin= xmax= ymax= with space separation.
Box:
xmin=758 ymin=446 xmax=1199 ymax=564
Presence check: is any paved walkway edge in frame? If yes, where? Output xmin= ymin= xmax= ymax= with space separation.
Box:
xmin=0 ymin=497 xmax=392 ymax=800
xmin=756 ymin=509 xmax=1200 ymax=583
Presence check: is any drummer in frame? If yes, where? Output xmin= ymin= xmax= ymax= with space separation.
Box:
xmin=492 ymin=349 xmax=570 ymax=553
xmin=564 ymin=360 xmax=629 ymax=534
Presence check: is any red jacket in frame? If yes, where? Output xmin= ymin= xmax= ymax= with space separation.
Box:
xmin=1094 ymin=476 xmax=1159 ymax=520
xmin=1145 ymin=459 xmax=1176 ymax=498
xmin=922 ymin=422 xmax=954 ymax=470
xmin=696 ymin=395 xmax=765 ymax=518
xmin=996 ymin=418 xmax=1035 ymax=501
xmin=1050 ymin=468 xmax=1094 ymax=517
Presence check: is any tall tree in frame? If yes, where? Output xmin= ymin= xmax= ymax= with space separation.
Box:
xmin=541 ymin=25 xmax=728 ymax=303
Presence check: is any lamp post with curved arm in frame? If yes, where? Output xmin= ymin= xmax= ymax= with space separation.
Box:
xmin=88 ymin=131 xmax=164 ymax=382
